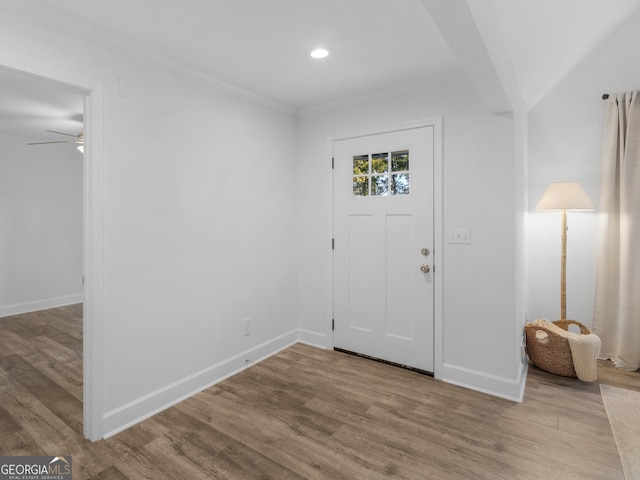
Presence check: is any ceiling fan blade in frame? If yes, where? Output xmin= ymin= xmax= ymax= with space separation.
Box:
xmin=27 ymin=140 xmax=72 ymax=145
xmin=46 ymin=129 xmax=78 ymax=138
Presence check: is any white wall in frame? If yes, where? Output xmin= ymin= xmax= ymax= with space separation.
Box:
xmin=0 ymin=3 xmax=535 ymax=436
xmin=0 ymin=9 xmax=298 ymax=436
xmin=0 ymin=138 xmax=83 ymax=315
xmin=528 ymin=8 xmax=640 ymax=326
xmin=296 ymin=79 xmax=526 ymax=400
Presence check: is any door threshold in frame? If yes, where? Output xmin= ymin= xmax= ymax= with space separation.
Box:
xmin=334 ymin=348 xmax=434 ymax=377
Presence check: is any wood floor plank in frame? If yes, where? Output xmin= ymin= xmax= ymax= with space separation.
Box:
xmin=163 ymin=429 xmax=254 ymax=480
xmin=1 ymin=305 xmax=636 ymax=479
xmin=23 ymin=348 xmax=83 ymax=402
xmin=0 ymin=379 xmax=82 ymax=454
xmin=87 ymin=465 xmax=131 ymax=480
xmin=0 ymin=403 xmax=22 ymax=436
xmin=0 ymin=354 xmax=84 ymax=435
xmin=0 ymin=328 xmax=33 ymax=358
xmin=41 ymin=325 xmax=83 ymax=356
xmin=111 ymin=418 xmax=171 ymax=451
xmin=1 ymin=315 xmax=50 ymax=339
xmin=176 ymin=392 xmax=379 ymax=479
xmin=0 ymin=430 xmax=47 ymax=457
xmin=94 ymin=437 xmax=173 ymax=480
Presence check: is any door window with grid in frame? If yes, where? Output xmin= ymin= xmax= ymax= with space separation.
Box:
xmin=352 ymin=150 xmax=409 ymax=197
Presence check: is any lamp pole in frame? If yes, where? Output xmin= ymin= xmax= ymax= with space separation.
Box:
xmin=560 ymin=209 xmax=567 ymax=320
xmin=535 ymin=181 xmax=594 ymax=322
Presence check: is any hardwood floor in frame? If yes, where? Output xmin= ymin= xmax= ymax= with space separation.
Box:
xmin=1 ymin=305 xmax=638 ymax=479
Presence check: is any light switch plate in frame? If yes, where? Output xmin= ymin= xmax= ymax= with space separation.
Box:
xmin=118 ymin=76 xmax=132 ymax=98
xmin=447 ymin=228 xmax=471 ymax=244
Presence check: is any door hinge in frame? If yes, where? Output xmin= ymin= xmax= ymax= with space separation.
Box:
xmin=331 ymin=157 xmax=334 ymax=169
xmin=332 ymin=318 xmax=335 ymax=331
xmin=332 ymin=238 xmax=335 ymax=250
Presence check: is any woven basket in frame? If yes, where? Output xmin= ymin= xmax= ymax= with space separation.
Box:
xmin=525 ymin=320 xmax=592 ymax=377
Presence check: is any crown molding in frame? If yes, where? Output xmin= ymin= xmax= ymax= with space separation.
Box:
xmin=0 ymin=0 xmax=295 ymax=115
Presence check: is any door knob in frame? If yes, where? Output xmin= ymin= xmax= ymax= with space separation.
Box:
xmin=420 ymin=264 xmax=431 ymax=273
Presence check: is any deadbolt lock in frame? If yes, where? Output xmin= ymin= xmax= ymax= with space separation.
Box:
xmin=421 ymin=248 xmax=430 ymax=256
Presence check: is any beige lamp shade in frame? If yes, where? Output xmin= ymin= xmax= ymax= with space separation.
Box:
xmin=535 ymin=181 xmax=595 ymax=211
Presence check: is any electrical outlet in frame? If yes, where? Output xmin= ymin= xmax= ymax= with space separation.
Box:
xmin=244 ymin=318 xmax=251 ymax=336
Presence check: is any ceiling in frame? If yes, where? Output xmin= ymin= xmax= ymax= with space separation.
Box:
xmin=0 ymin=67 xmax=83 ymax=145
xmin=44 ymin=0 xmax=461 ymax=109
xmin=488 ymin=0 xmax=640 ymax=108
xmin=1 ymin=0 xmax=640 ymax=140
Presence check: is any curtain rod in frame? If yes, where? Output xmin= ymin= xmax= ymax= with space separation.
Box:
xmin=602 ymin=94 xmax=610 ymax=100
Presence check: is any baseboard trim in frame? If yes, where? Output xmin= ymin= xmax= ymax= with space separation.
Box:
xmin=442 ymin=361 xmax=528 ymax=403
xmin=102 ymin=329 xmax=529 ymax=437
xmin=102 ymin=329 xmax=298 ymax=438
xmin=297 ymin=328 xmax=329 ymax=349
xmin=0 ymin=294 xmax=84 ymax=318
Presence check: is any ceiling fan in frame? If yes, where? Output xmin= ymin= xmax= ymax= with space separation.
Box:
xmin=28 ymin=129 xmax=84 ymax=152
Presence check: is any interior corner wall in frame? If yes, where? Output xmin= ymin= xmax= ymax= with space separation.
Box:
xmin=0 ymin=139 xmax=83 ymax=316
xmin=295 ymin=81 xmax=524 ymax=400
xmin=0 ymin=9 xmax=298 ymax=437
xmin=514 ymin=108 xmax=529 ymax=372
xmin=528 ymin=8 xmax=640 ymax=327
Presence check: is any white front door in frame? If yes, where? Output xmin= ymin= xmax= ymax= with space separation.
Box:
xmin=333 ymin=126 xmax=434 ymax=372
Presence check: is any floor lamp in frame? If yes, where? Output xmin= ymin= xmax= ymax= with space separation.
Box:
xmin=535 ymin=181 xmax=594 ymax=320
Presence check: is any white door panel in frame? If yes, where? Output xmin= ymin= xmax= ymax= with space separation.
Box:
xmin=333 ymin=127 xmax=434 ymax=372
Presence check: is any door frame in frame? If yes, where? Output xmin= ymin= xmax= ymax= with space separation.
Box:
xmin=329 ymin=118 xmax=444 ymax=379
xmin=0 ymin=57 xmax=105 ymax=440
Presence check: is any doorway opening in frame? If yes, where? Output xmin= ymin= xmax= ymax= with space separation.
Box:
xmin=0 ymin=63 xmax=103 ymax=440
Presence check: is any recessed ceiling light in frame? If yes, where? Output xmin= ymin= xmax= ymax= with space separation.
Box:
xmin=310 ymin=48 xmax=329 ymax=59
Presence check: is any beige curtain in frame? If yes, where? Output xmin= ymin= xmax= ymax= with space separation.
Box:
xmin=593 ymin=91 xmax=640 ymax=371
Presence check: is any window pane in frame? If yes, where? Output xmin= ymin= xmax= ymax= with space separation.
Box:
xmin=353 ymin=155 xmax=369 ymax=175
xmin=371 ymin=153 xmax=389 ymax=173
xmin=392 ymin=173 xmax=409 ymax=195
xmin=372 ymin=175 xmax=388 ymax=196
xmin=351 ymin=151 xmax=408 ymax=197
xmin=353 ymin=176 xmax=369 ymax=196
xmin=391 ymin=150 xmax=409 ymax=171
